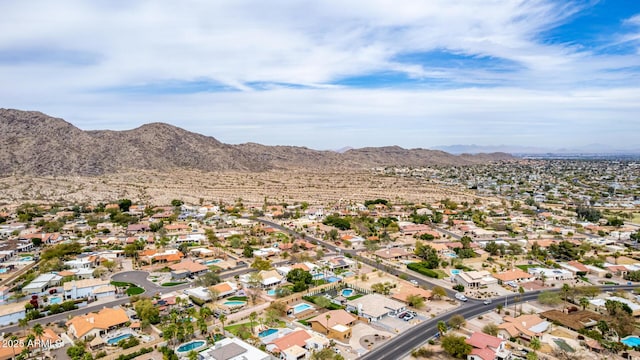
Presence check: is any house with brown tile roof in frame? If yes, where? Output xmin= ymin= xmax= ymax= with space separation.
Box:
xmin=497 ymin=314 xmax=550 ymax=341
xmin=374 ymin=247 xmax=411 ymax=259
xmin=307 ymin=310 xmax=356 ymax=341
xmin=266 ymin=329 xmax=312 ymax=354
xmin=169 ymin=260 xmax=208 ymax=277
xmin=391 ymin=284 xmax=433 ymax=303
xmin=67 ymin=308 xmax=129 ymax=340
xmin=493 ymin=269 xmax=534 ymax=284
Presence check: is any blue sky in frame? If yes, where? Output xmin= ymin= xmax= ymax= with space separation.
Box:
xmin=1 ymin=0 xmax=640 ymax=150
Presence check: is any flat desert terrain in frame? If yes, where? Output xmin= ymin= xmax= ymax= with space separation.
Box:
xmin=0 ymin=170 xmax=486 ymax=207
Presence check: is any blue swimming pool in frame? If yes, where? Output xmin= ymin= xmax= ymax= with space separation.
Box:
xmin=204 ymin=259 xmax=222 ymax=265
xmin=327 ymin=276 xmax=342 ymax=283
xmin=176 ymin=340 xmax=206 ymax=354
xmin=341 ymin=288 xmax=354 ymax=297
xmin=267 ymin=289 xmax=277 ymax=296
xmin=258 ymin=328 xmax=278 ymax=338
xmin=622 ymin=336 xmax=640 ymax=347
xmin=19 ymin=256 xmax=33 ymax=262
xmin=292 ymin=303 xmax=314 ymax=314
xmin=450 ymin=269 xmax=461 ymax=275
xmin=223 ymin=300 xmax=246 ymax=307
xmin=49 ymin=296 xmax=62 ymax=305
xmin=446 ymin=253 xmax=458 ymax=258
xmin=106 ymin=333 xmax=132 ymax=345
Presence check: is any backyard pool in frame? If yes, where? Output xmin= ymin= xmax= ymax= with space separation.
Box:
xmin=0 ymin=268 xmax=6 ymax=274
xmin=292 ymin=303 xmax=314 ymax=314
xmin=450 ymin=269 xmax=461 ymax=275
xmin=341 ymin=288 xmax=354 ymax=297
xmin=204 ymin=259 xmax=222 ymax=266
xmin=267 ymin=289 xmax=277 ymax=296
xmin=49 ymin=296 xmax=62 ymax=305
xmin=19 ymin=256 xmax=33 ymax=262
xmin=223 ymin=300 xmax=246 ymax=307
xmin=176 ymin=340 xmax=206 ymax=354
xmin=445 ymin=253 xmax=458 ymax=258
xmin=258 ymin=328 xmax=278 ymax=338
xmin=622 ymin=336 xmax=640 ymax=347
xmin=106 ymin=333 xmax=132 ymax=345
xmin=327 ymin=276 xmax=342 ymax=283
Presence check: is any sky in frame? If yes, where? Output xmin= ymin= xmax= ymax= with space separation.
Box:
xmin=1 ymin=0 xmax=640 ymax=150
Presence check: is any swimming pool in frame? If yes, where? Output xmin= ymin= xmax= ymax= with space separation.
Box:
xmin=176 ymin=340 xmax=206 ymax=354
xmin=341 ymin=288 xmax=354 ymax=297
xmin=258 ymin=328 xmax=278 ymax=338
xmin=267 ymin=289 xmax=277 ymax=296
xmin=292 ymin=303 xmax=314 ymax=314
xmin=49 ymin=296 xmax=62 ymax=305
xmin=19 ymin=256 xmax=33 ymax=262
xmin=446 ymin=253 xmax=458 ymax=258
xmin=327 ymin=276 xmax=342 ymax=283
xmin=450 ymin=269 xmax=461 ymax=275
xmin=0 ymin=268 xmax=6 ymax=274
xmin=223 ymin=300 xmax=246 ymax=307
xmin=622 ymin=336 xmax=640 ymax=347
xmin=204 ymin=259 xmax=222 ymax=265
xmin=106 ymin=333 xmax=132 ymax=345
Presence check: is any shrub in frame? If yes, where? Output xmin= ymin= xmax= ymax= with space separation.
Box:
xmin=407 ymin=262 xmax=440 ymax=278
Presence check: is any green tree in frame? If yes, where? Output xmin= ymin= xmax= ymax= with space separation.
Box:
xmin=32 ymin=323 xmax=44 ymax=360
xmin=482 ymin=323 xmax=499 ymax=336
xmin=530 ymin=337 xmax=541 ymax=351
xmin=249 ymin=311 xmax=258 ymax=335
xmin=251 ymin=257 xmax=272 ymax=271
xmin=437 ymin=320 xmax=448 ymax=336
xmin=286 ymin=268 xmax=313 ymax=285
xmin=485 ymin=241 xmax=500 ymax=256
xmin=448 ymin=314 xmax=466 ymax=329
xmin=118 ymin=199 xmax=132 ymax=212
xmin=135 ymin=298 xmax=161 ymax=325
xmin=441 ymin=334 xmax=472 ymax=359
xmin=414 ymin=242 xmax=440 ymax=269
xmin=406 ymin=294 xmax=425 ymax=309
xmin=171 ymin=199 xmax=184 ymax=207
xmin=431 ymin=286 xmax=447 ymax=300
xmin=579 ymin=297 xmax=590 ymax=310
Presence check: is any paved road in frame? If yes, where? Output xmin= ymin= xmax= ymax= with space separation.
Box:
xmin=361 ymin=285 xmax=640 ymax=360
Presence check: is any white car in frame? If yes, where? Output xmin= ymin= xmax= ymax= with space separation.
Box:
xmin=455 ymin=293 xmax=468 ymax=302
xmin=483 ymin=299 xmax=492 ymax=305
xmin=409 ymin=280 xmax=419 ymax=286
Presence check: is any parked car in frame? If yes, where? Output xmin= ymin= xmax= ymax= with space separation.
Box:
xmin=49 ymin=288 xmax=57 ymax=294
xmin=455 ymin=292 xmax=468 ymax=302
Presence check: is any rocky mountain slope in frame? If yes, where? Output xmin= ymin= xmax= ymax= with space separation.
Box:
xmin=0 ymin=109 xmax=513 ymax=176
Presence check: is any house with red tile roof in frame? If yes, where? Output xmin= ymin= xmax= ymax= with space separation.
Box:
xmin=466 ymin=332 xmax=510 ymax=360
xmin=266 ymin=329 xmax=312 ymax=355
xmin=493 ymin=269 xmax=534 ymax=284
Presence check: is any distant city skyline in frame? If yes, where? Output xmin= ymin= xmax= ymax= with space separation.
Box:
xmin=1 ymin=1 xmax=640 ymax=150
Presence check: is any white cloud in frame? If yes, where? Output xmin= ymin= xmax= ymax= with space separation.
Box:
xmin=1 ymin=1 xmax=640 ymax=149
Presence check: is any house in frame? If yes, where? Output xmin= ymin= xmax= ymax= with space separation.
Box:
xmin=374 ymin=247 xmax=411 ymax=260
xmin=307 ymin=309 xmax=357 ymax=341
xmin=169 ymin=260 xmax=209 ymax=278
xmin=466 ymin=332 xmax=511 ymax=360
xmin=325 ymin=256 xmax=355 ymax=270
xmin=209 ymin=281 xmax=238 ymax=298
xmin=454 ymin=271 xmax=497 ymax=289
xmin=493 ymin=269 xmax=534 ymax=284
xmin=184 ymin=286 xmax=213 ymax=302
xmin=0 ymin=301 xmax=27 ymax=326
xmin=497 ymin=314 xmax=550 ymax=341
xmin=540 ymin=310 xmax=602 ymax=331
xmin=240 ymin=270 xmax=284 ymax=288
xmin=22 ymin=273 xmax=62 ymax=294
xmin=64 ymin=279 xmax=116 ymax=300
xmin=199 ymin=337 xmax=270 ymax=360
xmin=266 ymin=329 xmax=312 ymax=358
xmin=391 ymin=284 xmax=433 ymax=304
xmin=67 ymin=307 xmax=129 ymax=340
xmin=345 ymin=293 xmax=406 ymax=322
xmin=527 ymin=267 xmax=573 ymax=281
xmin=590 ymin=296 xmax=640 ymax=316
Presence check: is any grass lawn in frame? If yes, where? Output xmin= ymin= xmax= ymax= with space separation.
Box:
xmin=227 ymin=296 xmax=247 ymax=301
xmin=161 ymin=282 xmax=186 ymax=287
xmin=347 ymin=294 xmax=364 ymax=301
xmin=516 ymin=264 xmax=538 ymax=271
xmin=632 ymin=213 xmax=640 ymax=224
xmin=126 ymin=286 xmax=145 ymax=295
xmin=434 ymin=269 xmax=448 ymax=279
xmin=111 ymin=281 xmax=134 ymax=287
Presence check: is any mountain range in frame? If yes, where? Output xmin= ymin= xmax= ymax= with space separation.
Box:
xmin=0 ymin=109 xmax=513 ymax=176
xmin=434 ymin=144 xmax=640 ymax=155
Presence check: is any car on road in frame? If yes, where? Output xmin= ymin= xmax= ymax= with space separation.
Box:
xmin=455 ymin=292 xmax=468 ymax=302
xmin=409 ymin=280 xmax=419 ymax=286
xmin=483 ymin=299 xmax=492 ymax=305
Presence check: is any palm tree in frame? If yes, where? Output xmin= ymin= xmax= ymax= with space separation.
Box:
xmin=496 ymin=304 xmax=504 ymax=314
xmin=18 ymin=318 xmax=29 ymax=336
xmin=9 ymin=335 xmax=18 ymax=360
xmin=325 ymin=313 xmax=332 ymax=335
xmin=187 ymin=350 xmax=198 ymax=360
xmin=32 ymin=323 xmax=45 ymax=360
xmin=579 ymin=297 xmax=590 ymax=310
xmin=249 ymin=312 xmax=257 ymax=335
xmin=219 ymin=314 xmax=227 ymax=335
xmin=530 ymin=337 xmax=541 ymax=352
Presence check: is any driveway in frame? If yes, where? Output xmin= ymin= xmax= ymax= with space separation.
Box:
xmin=111 ymin=270 xmax=191 ymax=295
